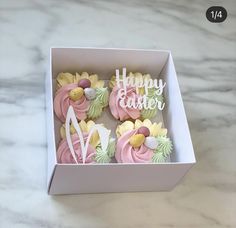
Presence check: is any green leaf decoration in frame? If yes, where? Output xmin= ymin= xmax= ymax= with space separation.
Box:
xmin=87 ymin=88 xmax=109 ymax=119
xmin=152 ymin=136 xmax=173 ymax=163
xmin=141 ymin=88 xmax=164 ymax=119
xmin=141 ymin=106 xmax=157 ymax=119
xmin=147 ymin=88 xmax=164 ymax=103
xmin=87 ymin=100 xmax=103 ymax=119
xmin=155 ymin=136 xmax=173 ymax=157
xmin=95 ymin=147 xmax=111 ymax=163
xmin=96 ymin=87 xmax=109 ymax=107
xmin=107 ymin=138 xmax=116 ymax=158
xmin=94 ymin=138 xmax=116 ymax=163
xmin=152 ymin=152 xmax=167 ymax=163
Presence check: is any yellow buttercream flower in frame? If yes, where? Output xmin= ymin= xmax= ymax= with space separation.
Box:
xmin=109 ymin=75 xmax=117 ymax=88
xmin=56 ymin=72 xmax=105 ymax=90
xmin=60 ymin=120 xmax=103 ymax=148
xmin=116 ymin=119 xmax=167 ymax=138
xmin=149 ymin=122 xmax=167 ymax=137
xmin=116 ymin=121 xmax=134 ymax=137
xmin=79 ymin=120 xmax=101 ymax=148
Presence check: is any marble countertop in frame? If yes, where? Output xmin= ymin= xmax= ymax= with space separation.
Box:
xmin=0 ymin=0 xmax=235 ymax=227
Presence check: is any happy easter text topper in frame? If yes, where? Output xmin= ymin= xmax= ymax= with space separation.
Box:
xmin=109 ymin=68 xmax=166 ymax=121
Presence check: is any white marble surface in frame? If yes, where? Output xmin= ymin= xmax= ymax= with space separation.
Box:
xmin=0 ymin=0 xmax=236 ymax=227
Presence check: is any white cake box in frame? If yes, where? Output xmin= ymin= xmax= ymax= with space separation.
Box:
xmin=46 ymin=47 xmax=196 ymax=195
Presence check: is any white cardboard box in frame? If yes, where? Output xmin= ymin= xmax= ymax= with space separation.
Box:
xmin=46 ymin=47 xmax=196 ymax=195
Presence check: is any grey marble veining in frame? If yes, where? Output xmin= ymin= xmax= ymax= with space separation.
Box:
xmin=0 ymin=0 xmax=236 ymax=227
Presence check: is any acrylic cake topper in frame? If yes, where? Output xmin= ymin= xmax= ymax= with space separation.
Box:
xmin=65 ymin=106 xmax=110 ymax=164
xmin=116 ymin=68 xmax=166 ymax=110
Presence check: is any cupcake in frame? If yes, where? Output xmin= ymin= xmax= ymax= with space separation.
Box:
xmin=54 ymin=72 xmax=109 ymax=122
xmin=57 ymin=120 xmax=115 ymax=164
xmin=115 ymin=119 xmax=172 ymax=163
xmin=109 ymin=72 xmax=164 ymax=121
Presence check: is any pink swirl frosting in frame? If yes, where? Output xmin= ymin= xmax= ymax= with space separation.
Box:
xmin=57 ymin=133 xmax=96 ymax=164
xmin=109 ymin=85 xmax=140 ymax=121
xmin=54 ymin=83 xmax=90 ymax=122
xmin=115 ymin=129 xmax=154 ymax=163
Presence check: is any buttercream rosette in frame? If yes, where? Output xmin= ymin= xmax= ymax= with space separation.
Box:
xmin=115 ymin=119 xmax=173 ymax=163
xmin=57 ymin=120 xmax=115 ymax=164
xmin=109 ymin=72 xmax=163 ymax=121
xmin=54 ymin=72 xmax=109 ymax=122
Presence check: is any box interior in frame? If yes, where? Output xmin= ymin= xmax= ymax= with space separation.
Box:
xmin=50 ymin=47 xmax=195 ymax=164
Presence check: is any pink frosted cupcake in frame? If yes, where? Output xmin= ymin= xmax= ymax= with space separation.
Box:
xmin=54 ymin=72 xmax=109 ymax=122
xmin=109 ymin=72 xmax=164 ymax=121
xmin=57 ymin=120 xmax=115 ymax=164
xmin=57 ymin=133 xmax=96 ymax=163
xmin=115 ymin=119 xmax=173 ymax=163
xmin=109 ymin=85 xmax=141 ymax=121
